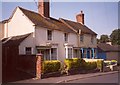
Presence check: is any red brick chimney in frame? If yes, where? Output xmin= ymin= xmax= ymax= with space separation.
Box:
xmin=38 ymin=0 xmax=50 ymax=18
xmin=76 ymin=11 xmax=84 ymax=24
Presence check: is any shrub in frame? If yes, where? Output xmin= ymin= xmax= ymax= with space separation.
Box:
xmin=97 ymin=60 xmax=104 ymax=72
xmin=42 ymin=60 xmax=61 ymax=74
xmin=64 ymin=59 xmax=74 ymax=70
xmin=85 ymin=62 xmax=97 ymax=70
xmin=64 ymin=58 xmax=86 ymax=71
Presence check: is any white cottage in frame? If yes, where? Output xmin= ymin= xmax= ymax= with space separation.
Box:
xmin=1 ymin=1 xmax=97 ymax=62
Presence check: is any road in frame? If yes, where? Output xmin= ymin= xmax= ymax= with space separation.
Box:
xmin=65 ymin=72 xmax=119 ymax=83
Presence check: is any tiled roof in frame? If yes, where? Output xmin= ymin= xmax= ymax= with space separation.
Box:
xmin=19 ymin=7 xmax=96 ymax=34
xmin=1 ymin=6 xmax=97 ymax=35
xmin=59 ymin=18 xmax=97 ymax=35
xmin=19 ymin=7 xmax=54 ymax=29
xmin=2 ymin=33 xmax=31 ymax=46
xmin=47 ymin=17 xmax=74 ymax=33
xmin=19 ymin=7 xmax=74 ymax=33
xmin=97 ymin=43 xmax=120 ymax=52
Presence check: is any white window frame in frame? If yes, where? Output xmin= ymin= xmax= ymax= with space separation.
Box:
xmin=65 ymin=46 xmax=73 ymax=59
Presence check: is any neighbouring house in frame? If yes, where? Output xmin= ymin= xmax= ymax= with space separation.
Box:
xmin=97 ymin=43 xmax=120 ymax=62
xmin=1 ymin=0 xmax=97 ymax=62
xmin=2 ymin=33 xmax=32 ymax=82
xmin=0 ymin=20 xmax=8 ymax=40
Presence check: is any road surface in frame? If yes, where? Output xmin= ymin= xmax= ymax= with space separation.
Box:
xmin=65 ymin=72 xmax=119 ymax=83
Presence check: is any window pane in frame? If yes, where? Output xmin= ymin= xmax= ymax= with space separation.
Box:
xmin=68 ymin=48 xmax=72 ymax=59
xmin=25 ymin=47 xmax=31 ymax=55
xmin=64 ymin=33 xmax=68 ymax=42
xmin=47 ymin=30 xmax=52 ymax=40
xmin=83 ymin=49 xmax=87 ymax=58
xmin=80 ymin=35 xmax=84 ymax=42
xmin=45 ymin=49 xmax=50 ymax=60
xmin=51 ymin=48 xmax=57 ymax=60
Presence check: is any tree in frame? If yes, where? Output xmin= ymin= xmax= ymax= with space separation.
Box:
xmin=99 ymin=35 xmax=109 ymax=43
xmin=110 ymin=29 xmax=120 ymax=45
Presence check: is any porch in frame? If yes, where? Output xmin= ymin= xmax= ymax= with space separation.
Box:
xmin=36 ymin=46 xmax=58 ymax=60
xmin=65 ymin=47 xmax=97 ymax=59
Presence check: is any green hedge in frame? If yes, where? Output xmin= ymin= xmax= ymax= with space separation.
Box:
xmin=97 ymin=60 xmax=104 ymax=72
xmin=64 ymin=58 xmax=102 ymax=71
xmin=42 ymin=60 xmax=61 ymax=74
xmin=64 ymin=58 xmax=86 ymax=71
xmin=85 ymin=62 xmax=97 ymax=70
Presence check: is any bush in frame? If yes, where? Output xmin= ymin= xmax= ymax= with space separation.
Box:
xmin=64 ymin=59 xmax=74 ymax=70
xmin=97 ymin=60 xmax=104 ymax=72
xmin=42 ymin=60 xmax=61 ymax=74
xmin=85 ymin=62 xmax=97 ymax=70
xmin=64 ymin=58 xmax=86 ymax=71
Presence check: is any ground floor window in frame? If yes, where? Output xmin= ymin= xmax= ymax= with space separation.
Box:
xmin=73 ymin=49 xmax=81 ymax=58
xmin=65 ymin=47 xmax=73 ymax=59
xmin=36 ymin=48 xmax=57 ymax=60
xmin=68 ymin=48 xmax=72 ymax=59
xmin=83 ymin=49 xmax=87 ymax=58
xmin=25 ymin=47 xmax=32 ymax=55
xmin=51 ymin=48 xmax=57 ymax=60
xmin=44 ymin=49 xmax=50 ymax=60
xmin=91 ymin=49 xmax=94 ymax=58
xmin=80 ymin=48 xmax=97 ymax=59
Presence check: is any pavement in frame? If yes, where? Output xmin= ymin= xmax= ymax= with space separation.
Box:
xmin=13 ymin=71 xmax=119 ymax=83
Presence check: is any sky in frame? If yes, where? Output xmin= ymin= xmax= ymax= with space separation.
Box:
xmin=0 ymin=0 xmax=119 ymax=38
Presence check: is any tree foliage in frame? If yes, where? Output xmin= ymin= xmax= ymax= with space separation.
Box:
xmin=110 ymin=29 xmax=120 ymax=45
xmin=99 ymin=35 xmax=109 ymax=43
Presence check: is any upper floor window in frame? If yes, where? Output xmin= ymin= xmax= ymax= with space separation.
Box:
xmin=91 ymin=36 xmax=94 ymax=44
xmin=25 ymin=47 xmax=32 ymax=55
xmin=47 ymin=30 xmax=52 ymax=40
xmin=64 ymin=33 xmax=68 ymax=42
xmin=80 ymin=35 xmax=84 ymax=42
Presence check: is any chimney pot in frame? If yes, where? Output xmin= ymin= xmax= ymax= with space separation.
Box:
xmin=81 ymin=10 xmax=83 ymax=14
